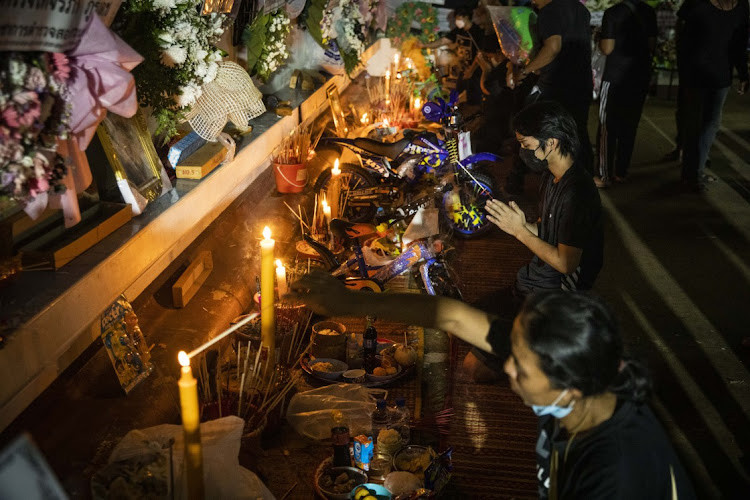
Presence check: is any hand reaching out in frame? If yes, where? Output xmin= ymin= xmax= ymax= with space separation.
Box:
xmin=285 ymin=270 xmax=349 ymax=317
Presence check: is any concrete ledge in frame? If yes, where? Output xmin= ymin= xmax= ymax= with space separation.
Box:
xmin=0 ymin=39 xmax=384 ymax=431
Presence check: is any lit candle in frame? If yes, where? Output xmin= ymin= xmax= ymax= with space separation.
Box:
xmin=275 ymin=259 xmax=288 ymax=297
xmin=393 ymin=53 xmax=400 ymax=74
xmin=360 ymin=112 xmax=368 ymax=125
xmin=329 ymin=159 xmax=341 ymax=219
xmin=383 ymin=118 xmax=390 ymax=128
xmin=260 ymin=226 xmax=276 ymax=354
xmin=322 ymin=199 xmax=332 ymax=226
xmin=414 ymin=97 xmax=421 ymax=113
xmin=178 ymin=351 xmax=204 ymax=500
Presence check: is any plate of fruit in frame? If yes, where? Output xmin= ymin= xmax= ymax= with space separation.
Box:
xmin=351 ymin=483 xmax=392 ymax=500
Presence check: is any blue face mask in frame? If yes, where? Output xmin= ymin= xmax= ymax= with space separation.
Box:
xmin=531 ymin=389 xmax=575 ymax=418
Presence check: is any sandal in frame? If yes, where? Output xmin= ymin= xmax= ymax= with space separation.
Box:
xmin=593 ymin=177 xmax=610 ymax=189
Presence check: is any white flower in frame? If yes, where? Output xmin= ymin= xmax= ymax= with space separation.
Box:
xmin=158 ymin=33 xmax=174 ymax=45
xmin=205 ymin=62 xmax=218 ymax=83
xmin=161 ymin=45 xmax=187 ymax=67
xmin=209 ymin=50 xmax=223 ymax=62
xmin=176 ymin=85 xmax=197 ymax=107
xmin=195 ymin=61 xmax=208 ymax=78
xmin=153 ymin=0 xmax=176 ymax=9
xmin=9 ymin=59 xmax=26 ymax=86
xmin=196 ymin=49 xmax=208 ymax=61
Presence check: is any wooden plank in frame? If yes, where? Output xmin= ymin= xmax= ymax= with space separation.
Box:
xmin=172 ymin=250 xmax=214 ymax=308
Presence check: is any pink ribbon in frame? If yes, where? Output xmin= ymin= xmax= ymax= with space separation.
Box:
xmin=67 ymin=14 xmax=143 ymax=150
xmin=34 ymin=14 xmax=144 ymax=227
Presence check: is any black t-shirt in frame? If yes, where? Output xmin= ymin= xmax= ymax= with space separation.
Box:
xmin=601 ymin=0 xmax=658 ymax=86
xmin=536 ymin=400 xmax=697 ymax=499
xmin=536 ymin=0 xmax=593 ymax=99
xmin=446 ymin=23 xmax=485 ymax=67
xmin=516 ymin=164 xmax=604 ymax=294
xmin=677 ymin=0 xmax=750 ymax=88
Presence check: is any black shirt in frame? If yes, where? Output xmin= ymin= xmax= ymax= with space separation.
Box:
xmin=516 ymin=164 xmax=604 ymax=294
xmin=677 ymin=0 xmax=750 ymax=88
xmin=446 ymin=24 xmax=485 ymax=67
xmin=601 ymin=0 xmax=658 ymax=86
xmin=536 ymin=400 xmax=697 ymax=499
xmin=536 ymin=0 xmax=593 ymax=99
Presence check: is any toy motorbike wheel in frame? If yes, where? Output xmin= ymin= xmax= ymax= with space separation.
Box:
xmin=441 ymin=171 xmax=495 ymax=238
xmin=313 ymin=163 xmax=377 ymax=223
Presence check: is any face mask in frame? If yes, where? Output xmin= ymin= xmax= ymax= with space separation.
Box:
xmin=519 ymin=143 xmax=551 ymax=173
xmin=530 ymin=389 xmax=575 ymax=418
xmin=455 ymin=19 xmax=466 ymax=29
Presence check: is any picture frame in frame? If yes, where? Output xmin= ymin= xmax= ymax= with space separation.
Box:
xmin=327 ymin=85 xmax=348 ymax=137
xmin=96 ymin=108 xmax=164 ymax=203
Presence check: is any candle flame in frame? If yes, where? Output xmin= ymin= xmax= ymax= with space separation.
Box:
xmin=322 ymin=199 xmax=329 ymax=208
xmin=414 ymin=97 xmax=421 ymax=110
xmin=276 ymin=259 xmax=283 ymax=269
xmin=385 ymin=70 xmax=390 ymax=79
xmin=332 ymin=158 xmax=340 ymax=175
xmin=383 ymin=118 xmax=390 ymax=127
xmin=178 ymin=351 xmax=190 ymax=367
xmin=262 ymin=226 xmax=271 ymax=240
xmin=361 ymin=112 xmax=368 ymax=124
xmin=396 ymin=72 xmax=402 ymax=80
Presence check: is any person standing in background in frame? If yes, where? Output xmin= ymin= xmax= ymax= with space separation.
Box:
xmin=421 ymin=7 xmax=485 ymax=106
xmin=505 ymin=0 xmax=594 ymax=194
xmin=594 ymin=0 xmax=658 ymax=188
xmin=676 ymin=0 xmax=749 ymax=193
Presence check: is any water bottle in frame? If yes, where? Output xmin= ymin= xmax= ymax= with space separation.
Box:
xmin=371 ymin=399 xmax=389 ymax=442
xmin=394 ymin=397 xmax=411 ymax=445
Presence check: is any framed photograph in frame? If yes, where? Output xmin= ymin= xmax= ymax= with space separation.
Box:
xmin=96 ymin=108 xmax=164 ymax=203
xmin=327 ymin=85 xmax=348 ymax=137
xmin=0 ymin=434 xmax=68 ymax=500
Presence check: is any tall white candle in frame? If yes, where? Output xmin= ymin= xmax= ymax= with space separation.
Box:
xmin=260 ymin=227 xmax=275 ymax=354
xmin=275 ymin=259 xmax=288 ymax=297
xmin=178 ymin=351 xmax=204 ymax=500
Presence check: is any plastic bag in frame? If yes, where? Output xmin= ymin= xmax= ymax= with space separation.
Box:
xmin=100 ymin=416 xmax=273 ymax=500
xmin=486 ymin=6 xmax=539 ymax=66
xmin=286 ymin=384 xmax=387 ymax=440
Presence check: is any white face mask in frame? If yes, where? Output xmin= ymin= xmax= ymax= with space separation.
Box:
xmin=455 ymin=19 xmax=466 ymax=29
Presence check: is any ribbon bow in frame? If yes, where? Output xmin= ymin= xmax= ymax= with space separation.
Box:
xmin=67 ymin=14 xmax=144 ymax=150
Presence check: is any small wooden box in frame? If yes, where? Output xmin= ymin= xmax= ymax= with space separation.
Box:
xmin=175 ymin=142 xmax=227 ymax=180
xmin=18 ymin=202 xmax=132 ymax=269
xmin=172 ymin=251 xmax=213 ymax=308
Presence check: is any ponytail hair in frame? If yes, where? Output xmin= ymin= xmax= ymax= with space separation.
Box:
xmin=519 ymin=291 xmax=652 ymax=403
xmin=608 ymin=356 xmax=652 ymax=403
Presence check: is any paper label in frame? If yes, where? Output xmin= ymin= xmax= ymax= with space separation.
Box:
xmin=458 ymin=131 xmax=472 ymax=161
xmin=0 ymin=0 xmax=123 ymax=51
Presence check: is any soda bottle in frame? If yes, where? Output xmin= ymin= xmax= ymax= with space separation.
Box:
xmin=331 ymin=410 xmax=351 ymax=467
xmin=363 ymin=316 xmax=377 ymax=374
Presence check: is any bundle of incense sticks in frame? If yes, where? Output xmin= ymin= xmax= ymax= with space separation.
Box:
xmin=273 ymin=125 xmax=324 ymax=165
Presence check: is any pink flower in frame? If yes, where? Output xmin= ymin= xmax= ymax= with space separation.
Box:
xmin=48 ymin=53 xmax=71 ymax=82
xmin=13 ymin=92 xmax=41 ymax=127
xmin=1 ymin=105 xmax=20 ymax=129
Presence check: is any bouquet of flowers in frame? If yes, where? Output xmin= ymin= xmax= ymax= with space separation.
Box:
xmin=113 ymin=0 xmax=227 ymax=141
xmin=335 ymin=0 xmax=367 ymax=73
xmin=386 ymin=2 xmax=439 ymax=46
xmin=1 ymin=52 xmax=71 ymax=206
xmin=243 ymin=9 xmax=292 ymax=82
xmin=307 ymin=0 xmax=367 ymax=74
